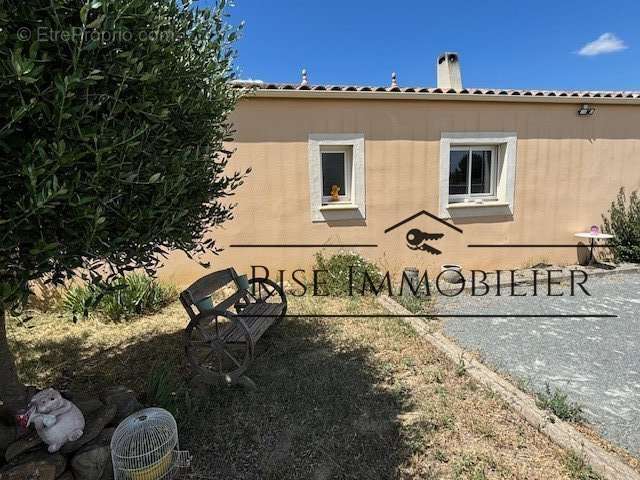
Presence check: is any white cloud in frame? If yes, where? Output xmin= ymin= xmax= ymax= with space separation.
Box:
xmin=577 ymin=33 xmax=628 ymax=56
xmin=230 ymin=78 xmax=264 ymax=85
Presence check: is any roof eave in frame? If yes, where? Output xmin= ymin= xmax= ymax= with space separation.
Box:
xmin=239 ymin=88 xmax=640 ymax=106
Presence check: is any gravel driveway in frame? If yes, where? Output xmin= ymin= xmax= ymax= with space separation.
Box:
xmin=438 ymin=271 xmax=640 ymax=457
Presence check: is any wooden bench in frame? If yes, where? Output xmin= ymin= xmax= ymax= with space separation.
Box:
xmin=180 ymin=268 xmax=287 ymax=386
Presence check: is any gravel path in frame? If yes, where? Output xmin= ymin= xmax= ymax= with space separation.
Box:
xmin=439 ymin=271 xmax=640 ymax=457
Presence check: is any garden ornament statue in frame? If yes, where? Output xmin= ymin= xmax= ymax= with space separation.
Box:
xmin=26 ymin=388 xmax=85 ymax=452
xmin=330 ymin=184 xmax=340 ymax=201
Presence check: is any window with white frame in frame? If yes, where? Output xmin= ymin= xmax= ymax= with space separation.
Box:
xmin=448 ymin=145 xmax=498 ymax=202
xmin=308 ymin=133 xmax=365 ymax=222
xmin=439 ymin=132 xmax=517 ymax=219
xmin=321 ymin=147 xmax=353 ymax=204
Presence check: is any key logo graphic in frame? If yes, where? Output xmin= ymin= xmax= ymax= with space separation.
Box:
xmin=406 ymin=228 xmax=444 ymax=254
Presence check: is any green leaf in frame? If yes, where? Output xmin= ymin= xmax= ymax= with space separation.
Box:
xmin=10 ymin=50 xmax=23 ymax=76
xmin=149 ymin=173 xmax=162 ymax=183
xmin=28 ymin=41 xmax=40 ymax=58
xmin=87 ymin=15 xmax=105 ymax=29
xmin=11 ymin=104 xmax=31 ymax=122
xmin=80 ymin=5 xmax=89 ymax=25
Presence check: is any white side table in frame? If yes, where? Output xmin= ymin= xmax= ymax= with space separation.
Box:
xmin=574 ymin=232 xmax=614 ymax=265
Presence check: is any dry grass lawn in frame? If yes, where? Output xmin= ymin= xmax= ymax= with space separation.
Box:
xmin=7 ymin=295 xmax=593 ymax=479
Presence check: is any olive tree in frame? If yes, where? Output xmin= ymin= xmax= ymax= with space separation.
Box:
xmin=0 ymin=0 xmax=248 ymax=413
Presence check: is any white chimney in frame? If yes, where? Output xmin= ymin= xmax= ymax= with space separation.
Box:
xmin=437 ymin=52 xmax=462 ymax=90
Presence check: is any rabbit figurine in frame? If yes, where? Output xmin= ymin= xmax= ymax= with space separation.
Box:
xmin=27 ymin=388 xmax=85 ymax=453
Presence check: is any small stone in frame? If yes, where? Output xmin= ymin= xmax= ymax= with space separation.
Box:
xmin=4 ymin=433 xmax=42 ymax=463
xmin=1 ymin=451 xmax=67 ymax=479
xmin=57 ymin=471 xmax=75 ymax=480
xmin=74 ymin=399 xmax=104 ymax=418
xmin=0 ymin=462 xmax=56 ymax=480
xmin=99 ymin=460 xmax=113 ymax=480
xmin=99 ymin=387 xmax=141 ymax=426
xmin=89 ymin=429 xmax=114 ymax=448
xmin=70 ymin=429 xmax=114 ymax=480
xmin=0 ymin=424 xmax=16 ymax=459
xmin=60 ymin=405 xmax=116 ymax=455
xmin=96 ymin=430 xmax=114 ymax=480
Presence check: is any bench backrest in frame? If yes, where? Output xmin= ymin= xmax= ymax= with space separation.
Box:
xmin=180 ymin=268 xmax=245 ymax=319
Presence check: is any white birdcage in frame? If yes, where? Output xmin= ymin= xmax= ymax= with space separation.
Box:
xmin=111 ymin=408 xmax=191 ymax=480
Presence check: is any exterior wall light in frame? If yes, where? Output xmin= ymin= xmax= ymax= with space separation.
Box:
xmin=578 ymin=104 xmax=595 ymax=116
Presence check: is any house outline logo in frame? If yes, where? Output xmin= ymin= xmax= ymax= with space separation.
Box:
xmin=384 ymin=210 xmax=463 ymax=255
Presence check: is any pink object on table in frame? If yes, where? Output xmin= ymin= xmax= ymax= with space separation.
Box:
xmin=591 ymin=225 xmax=599 ymax=235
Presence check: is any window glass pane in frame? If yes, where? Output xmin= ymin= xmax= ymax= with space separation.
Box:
xmin=449 ymin=150 xmax=469 ymax=195
xmin=322 ymin=152 xmax=345 ymax=197
xmin=471 ymin=150 xmax=492 ymax=194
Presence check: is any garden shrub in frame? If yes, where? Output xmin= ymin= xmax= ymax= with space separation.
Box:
xmin=313 ymin=250 xmax=382 ymax=296
xmin=62 ymin=283 xmax=102 ymax=320
xmin=536 ymin=383 xmax=584 ymax=422
xmin=62 ymin=273 xmax=176 ymax=321
xmin=602 ymin=188 xmax=640 ymax=262
xmin=144 ymin=363 xmax=196 ymax=421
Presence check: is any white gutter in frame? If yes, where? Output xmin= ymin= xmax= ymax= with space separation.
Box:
xmin=242 ymin=88 xmax=640 ymax=106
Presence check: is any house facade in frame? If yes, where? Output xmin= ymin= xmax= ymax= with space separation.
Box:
xmin=161 ymin=54 xmax=640 ymax=287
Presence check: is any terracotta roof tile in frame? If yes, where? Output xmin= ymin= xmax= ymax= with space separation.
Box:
xmin=232 ymin=81 xmax=640 ymax=101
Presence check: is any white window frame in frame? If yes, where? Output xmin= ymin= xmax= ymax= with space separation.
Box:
xmin=448 ymin=145 xmax=498 ymax=203
xmin=308 ymin=134 xmax=365 ymax=222
xmin=439 ymin=132 xmax=517 ymax=219
xmin=320 ymin=147 xmax=353 ymax=204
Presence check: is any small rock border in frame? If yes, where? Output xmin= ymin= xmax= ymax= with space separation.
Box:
xmin=0 ymin=385 xmax=142 ymax=480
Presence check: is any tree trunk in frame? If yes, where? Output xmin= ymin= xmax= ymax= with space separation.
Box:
xmin=0 ymin=307 xmax=25 ymax=418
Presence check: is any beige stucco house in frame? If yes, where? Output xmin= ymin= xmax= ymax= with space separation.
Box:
xmin=162 ymin=53 xmax=640 ymax=287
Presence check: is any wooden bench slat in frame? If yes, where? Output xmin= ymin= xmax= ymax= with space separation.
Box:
xmin=225 ymin=302 xmax=268 ymax=342
xmin=214 ymin=289 xmax=249 ymax=314
xmin=184 ymin=268 xmax=237 ymax=304
xmin=225 ymin=302 xmax=284 ymax=343
xmin=241 ymin=303 xmax=284 ymax=321
xmin=243 ymin=303 xmax=284 ymax=342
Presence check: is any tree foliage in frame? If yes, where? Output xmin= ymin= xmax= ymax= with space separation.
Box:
xmin=602 ymin=188 xmax=640 ymax=263
xmin=0 ymin=0 xmax=248 ymax=310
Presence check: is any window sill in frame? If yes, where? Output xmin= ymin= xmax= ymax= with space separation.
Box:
xmin=447 ymin=200 xmax=508 ymax=209
xmin=444 ymin=200 xmax=513 ymax=220
xmin=319 ymin=203 xmax=359 ymax=211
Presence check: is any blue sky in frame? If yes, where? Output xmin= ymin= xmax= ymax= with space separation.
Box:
xmin=215 ymin=0 xmax=638 ymax=91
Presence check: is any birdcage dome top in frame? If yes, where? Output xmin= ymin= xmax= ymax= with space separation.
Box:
xmin=111 ymin=408 xmax=178 ymax=461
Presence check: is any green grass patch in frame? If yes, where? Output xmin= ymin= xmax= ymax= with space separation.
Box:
xmin=536 ymin=383 xmax=584 ymax=422
xmin=395 ymin=293 xmax=434 ymax=315
xmin=564 ymin=451 xmax=604 ymax=480
xmin=9 ymin=295 xmax=584 ymax=479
